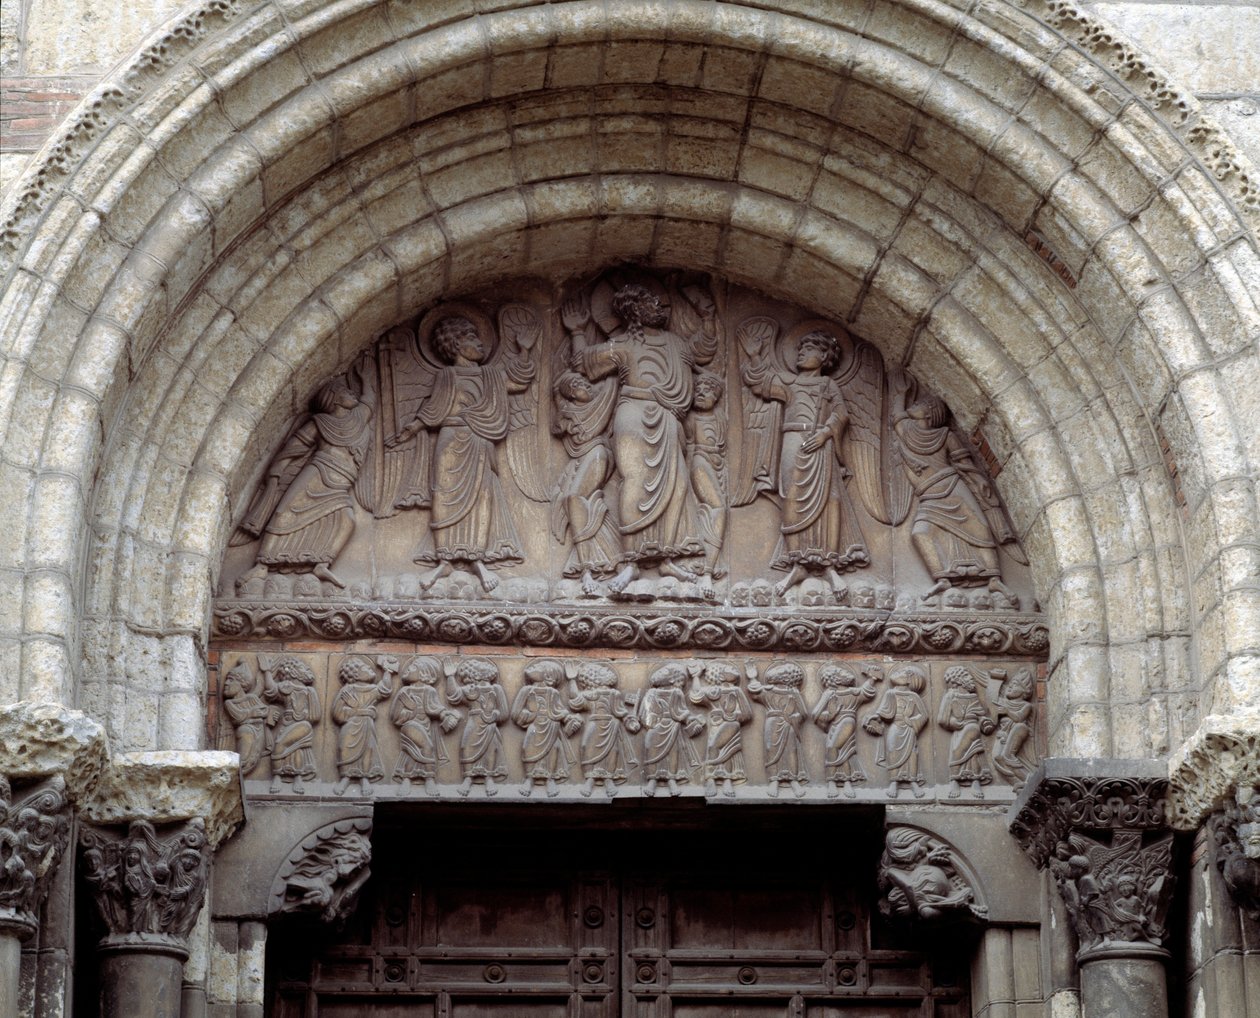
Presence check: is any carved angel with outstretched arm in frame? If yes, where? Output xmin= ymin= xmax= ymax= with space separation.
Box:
xmin=736 ymin=317 xmax=870 ymax=597
xmin=386 ymin=313 xmax=537 ymax=593
xmin=232 ymin=350 xmax=376 ymax=590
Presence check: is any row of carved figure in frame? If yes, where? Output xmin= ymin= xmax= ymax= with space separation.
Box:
xmin=230 ymin=270 xmax=1027 ymax=604
xmin=222 ymin=654 xmax=1039 ymax=800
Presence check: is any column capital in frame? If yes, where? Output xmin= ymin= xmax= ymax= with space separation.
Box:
xmin=1008 ymin=759 xmax=1174 ymax=963
xmin=0 ymin=701 xmax=109 ymax=801
xmin=1168 ymin=712 xmax=1260 ymax=830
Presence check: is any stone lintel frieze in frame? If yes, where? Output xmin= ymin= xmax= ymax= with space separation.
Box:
xmin=1009 ymin=759 xmax=1175 ymax=961
xmin=80 ymin=751 xmax=245 ymax=849
xmin=1167 ymin=712 xmax=1260 ymax=831
xmin=0 ymin=774 xmax=71 ymax=939
xmin=80 ymin=817 xmax=211 ymax=957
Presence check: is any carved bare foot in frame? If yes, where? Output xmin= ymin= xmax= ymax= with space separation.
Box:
xmin=359 ymin=778 xmax=373 ymax=797
xmin=972 ymin=780 xmax=984 ymax=799
xmin=239 ymin=563 xmax=267 ymax=587
xmin=843 ymin=781 xmax=856 ymax=800
xmin=608 ymin=564 xmax=638 ymax=594
xmin=520 ymin=780 xmax=533 ymax=797
xmin=546 ymin=778 xmax=558 ymax=797
xmin=484 ymin=778 xmax=498 ymax=797
xmin=667 ymin=778 xmax=679 ymax=796
xmin=660 ymin=560 xmax=698 ymax=583
xmin=721 ymin=779 xmax=735 ymax=798
xmin=292 ymin=775 xmax=305 ymax=794
xmin=398 ymin=778 xmax=412 ymax=796
xmin=948 ymin=780 xmax=962 ymax=799
xmin=791 ymin=780 xmax=805 ymax=798
xmin=423 ymin=777 xmax=438 ymax=797
xmin=418 ymin=562 xmax=453 ymax=591
xmin=333 ymin=777 xmax=350 ymax=796
xmin=457 ymin=777 xmax=472 ymax=797
xmin=698 ymin=573 xmax=717 ymax=602
xmin=826 ymin=567 xmax=848 ymax=594
xmin=774 ymin=565 xmax=806 ymax=598
xmin=474 ymin=561 xmax=500 ymax=593
xmin=580 ymin=569 xmax=601 ymax=597
xmin=768 ymin=780 xmax=780 ymax=798
xmin=605 ymin=781 xmax=617 ymax=798
xmin=922 ymin=578 xmax=951 ymax=601
xmin=827 ymin=780 xmax=839 ymax=799
xmin=705 ymin=779 xmax=717 ymax=797
xmin=912 ymin=781 xmax=926 ymax=799
xmin=270 ymin=777 xmax=283 ymax=794
xmin=886 ymin=782 xmax=900 ymax=799
xmin=645 ymin=779 xmax=657 ymax=797
xmin=581 ymin=777 xmax=595 ymax=798
xmin=313 ymin=563 xmax=346 ymax=588
xmin=988 ymin=577 xmax=1017 ymax=604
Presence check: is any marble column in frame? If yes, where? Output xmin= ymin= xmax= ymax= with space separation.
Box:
xmin=1009 ymin=760 xmax=1176 ymax=1018
xmin=1169 ymin=715 xmax=1260 ymax=1017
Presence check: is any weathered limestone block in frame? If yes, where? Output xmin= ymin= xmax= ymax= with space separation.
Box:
xmin=81 ymin=751 xmax=245 ymax=848
xmin=0 ymin=701 xmax=108 ymax=802
xmin=1167 ymin=711 xmax=1260 ymax=829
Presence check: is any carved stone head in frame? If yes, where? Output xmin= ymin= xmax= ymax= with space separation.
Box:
xmin=223 ymin=661 xmax=254 ymax=699
xmin=575 ymin=662 xmax=618 ymax=690
xmin=853 ymin=585 xmax=876 ymax=609
xmin=750 ymin=581 xmax=773 ymax=607
xmin=729 ymin=583 xmax=750 ymax=607
xmin=456 ymin=658 xmax=499 ymax=688
xmin=339 ymin=657 xmax=376 ymax=686
xmin=649 ymin=664 xmax=687 ymax=688
xmin=401 ymin=656 xmax=442 ymax=686
xmin=795 ymin=330 xmax=841 ymax=373
xmin=693 ymin=371 xmax=723 ymax=410
xmin=943 ymin=667 xmax=976 ymax=692
xmin=523 ymin=660 xmax=565 ymax=688
xmin=433 ymin=315 xmax=484 ymax=363
xmin=889 ymin=665 xmax=926 ymax=693
xmin=820 ymin=665 xmax=858 ymax=689
xmin=763 ymin=662 xmax=805 ymax=688
xmin=611 ymin=284 xmax=669 ymax=329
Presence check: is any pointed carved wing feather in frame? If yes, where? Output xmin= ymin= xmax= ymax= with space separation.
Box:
xmin=837 ymin=340 xmax=914 ymax=526
xmin=231 ymin=416 xmax=317 ymax=544
xmin=732 ymin=316 xmax=783 ymax=507
xmin=499 ymin=303 xmax=550 ymax=503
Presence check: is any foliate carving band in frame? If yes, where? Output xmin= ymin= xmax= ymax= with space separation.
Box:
xmin=80 ymin=818 xmax=211 ymax=951
xmin=0 ymin=775 xmax=71 ymax=939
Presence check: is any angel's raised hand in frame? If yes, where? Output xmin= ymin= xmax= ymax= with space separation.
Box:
xmin=561 ymin=297 xmax=590 ymax=331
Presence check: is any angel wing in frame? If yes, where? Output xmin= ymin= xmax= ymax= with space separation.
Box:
xmin=353 ymin=326 xmax=437 ymax=518
xmin=835 ymin=339 xmax=915 ymax=526
xmin=669 ymin=280 xmax=720 ymax=367
xmin=497 ymin=302 xmax=550 ymax=503
xmin=732 ymin=315 xmax=784 ymax=507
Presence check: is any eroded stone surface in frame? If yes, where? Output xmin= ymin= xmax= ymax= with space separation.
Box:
xmin=0 ymin=701 xmax=108 ymax=801
xmin=1168 ymin=711 xmax=1260 ymax=829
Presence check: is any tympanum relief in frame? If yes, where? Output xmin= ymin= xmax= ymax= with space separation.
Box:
xmin=212 ymin=651 xmax=1043 ymax=804
xmin=218 ymin=268 xmax=1038 ymax=635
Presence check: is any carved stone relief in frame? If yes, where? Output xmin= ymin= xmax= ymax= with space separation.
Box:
xmin=269 ymin=817 xmax=373 ymax=925
xmin=217 ymin=268 xmax=1041 ymax=648
xmin=212 ymin=650 xmax=1043 ymax=804
xmin=0 ymin=775 xmax=71 ymax=939
xmin=877 ymin=826 xmax=987 ymax=925
xmin=79 ymin=819 xmax=210 ymax=947
xmin=1209 ymin=786 xmax=1260 ymax=921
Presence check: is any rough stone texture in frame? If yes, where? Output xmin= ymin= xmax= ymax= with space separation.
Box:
xmin=80 ymin=750 xmax=245 ymax=847
xmin=1168 ymin=711 xmax=1260 ymax=829
xmin=0 ymin=701 xmax=107 ymax=801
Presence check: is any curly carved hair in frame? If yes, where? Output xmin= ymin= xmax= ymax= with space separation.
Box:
xmin=272 ymin=657 xmax=316 ymax=685
xmin=798 ymin=330 xmax=842 ymax=373
xmin=819 ymin=665 xmax=859 ymax=689
xmin=455 ymin=658 xmax=499 ymax=684
xmin=611 ymin=284 xmax=669 ymax=329
xmin=762 ymin=662 xmax=805 ymax=688
xmin=339 ymin=657 xmax=376 ymax=685
xmin=943 ymin=666 xmax=977 ymax=692
xmin=432 ymin=316 xmax=479 ymax=362
xmin=574 ymin=662 xmax=619 ymax=689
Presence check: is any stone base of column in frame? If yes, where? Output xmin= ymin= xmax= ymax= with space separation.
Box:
xmin=1079 ymin=946 xmax=1169 ymax=1018
xmin=99 ymin=935 xmax=189 ymax=1018
xmin=0 ymin=930 xmax=22 ymax=1018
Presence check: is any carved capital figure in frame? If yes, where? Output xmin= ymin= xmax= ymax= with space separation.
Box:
xmin=877 ymin=826 xmax=986 ymax=924
xmin=1010 ymin=761 xmax=1175 ymax=960
xmin=80 ymin=818 xmax=210 ymax=951
xmin=1209 ymin=785 xmax=1260 ymax=921
xmin=0 ymin=775 xmax=70 ymax=939
xmin=270 ymin=818 xmax=373 ymax=925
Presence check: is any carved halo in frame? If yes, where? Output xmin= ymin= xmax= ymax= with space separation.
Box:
xmin=781 ymin=317 xmax=855 ymax=372
xmin=416 ymin=301 xmax=499 ymax=365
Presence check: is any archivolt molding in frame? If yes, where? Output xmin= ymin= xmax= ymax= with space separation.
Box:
xmin=1167 ymin=713 xmax=1260 ymax=830
xmin=0 ymin=0 xmax=1256 ymax=759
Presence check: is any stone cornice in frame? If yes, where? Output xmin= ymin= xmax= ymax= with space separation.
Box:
xmin=1167 ymin=712 xmax=1260 ymax=831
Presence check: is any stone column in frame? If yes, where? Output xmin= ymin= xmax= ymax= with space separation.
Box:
xmin=1168 ymin=715 xmax=1260 ymax=1017
xmin=78 ymin=752 xmax=244 ymax=1018
xmin=1009 ymin=760 xmax=1176 ymax=1018
xmin=0 ymin=703 xmax=107 ymax=1018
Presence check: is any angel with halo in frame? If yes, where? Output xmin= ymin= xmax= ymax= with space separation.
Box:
xmin=734 ymin=318 xmax=872 ymax=597
xmin=383 ymin=305 xmax=540 ymax=593
xmin=232 ymin=350 xmax=376 ymax=590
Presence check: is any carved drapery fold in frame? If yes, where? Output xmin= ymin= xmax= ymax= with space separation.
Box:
xmin=0 ymin=776 xmax=71 ymax=940
xmin=80 ymin=818 xmax=211 ymax=956
xmin=1009 ymin=761 xmax=1175 ymax=961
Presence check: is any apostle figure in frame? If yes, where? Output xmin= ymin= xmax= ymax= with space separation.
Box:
xmin=221 ymin=660 xmax=278 ymax=778
xmin=563 ymin=285 xmax=705 ymax=595
xmin=388 ymin=314 xmax=535 ymax=593
xmin=639 ymin=663 xmax=704 ymax=796
xmin=937 ymin=666 xmax=996 ymax=799
xmin=811 ymin=664 xmax=880 ymax=799
xmin=332 ymin=656 xmax=397 ymax=797
xmin=446 ymin=658 xmax=509 ymax=796
xmin=233 ymin=351 xmax=376 ymax=590
xmin=513 ymin=659 xmax=582 ymax=797
xmin=747 ymin=662 xmax=810 ymax=798
xmin=390 ymin=656 xmax=459 ymax=797
xmin=863 ymin=664 xmax=929 ymax=799
xmin=689 ymin=662 xmax=753 ymax=798
xmin=263 ymin=657 xmax=321 ymax=795
xmin=685 ymin=371 xmax=728 ymax=601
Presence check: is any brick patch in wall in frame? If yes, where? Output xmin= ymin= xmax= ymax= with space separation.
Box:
xmin=1 ymin=75 xmax=93 ymax=151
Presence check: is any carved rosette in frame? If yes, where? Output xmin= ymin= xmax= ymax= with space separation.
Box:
xmin=877 ymin=825 xmax=986 ymax=925
xmin=268 ymin=817 xmax=373 ymax=924
xmin=1009 ymin=761 xmax=1175 ymax=961
xmin=0 ymin=775 xmax=71 ymax=939
xmin=80 ymin=818 xmax=211 ymax=957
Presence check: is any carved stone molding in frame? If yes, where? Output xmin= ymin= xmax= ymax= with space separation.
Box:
xmin=80 ymin=818 xmax=211 ymax=956
xmin=80 ymin=751 xmax=245 ymax=848
xmin=214 ymin=601 xmax=1049 ymax=657
xmin=1208 ymin=785 xmax=1260 ymax=922
xmin=0 ymin=775 xmax=71 ymax=939
xmin=1167 ymin=713 xmax=1260 ymax=830
xmin=268 ymin=817 xmax=373 ymax=925
xmin=1009 ymin=760 xmax=1175 ymax=961
xmin=877 ymin=825 xmax=987 ymax=925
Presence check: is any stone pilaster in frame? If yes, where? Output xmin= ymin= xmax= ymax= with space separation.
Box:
xmin=1010 ymin=759 xmax=1175 ymax=1018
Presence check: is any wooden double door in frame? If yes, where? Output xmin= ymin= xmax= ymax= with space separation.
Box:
xmin=268 ymin=811 xmax=970 ymax=1018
